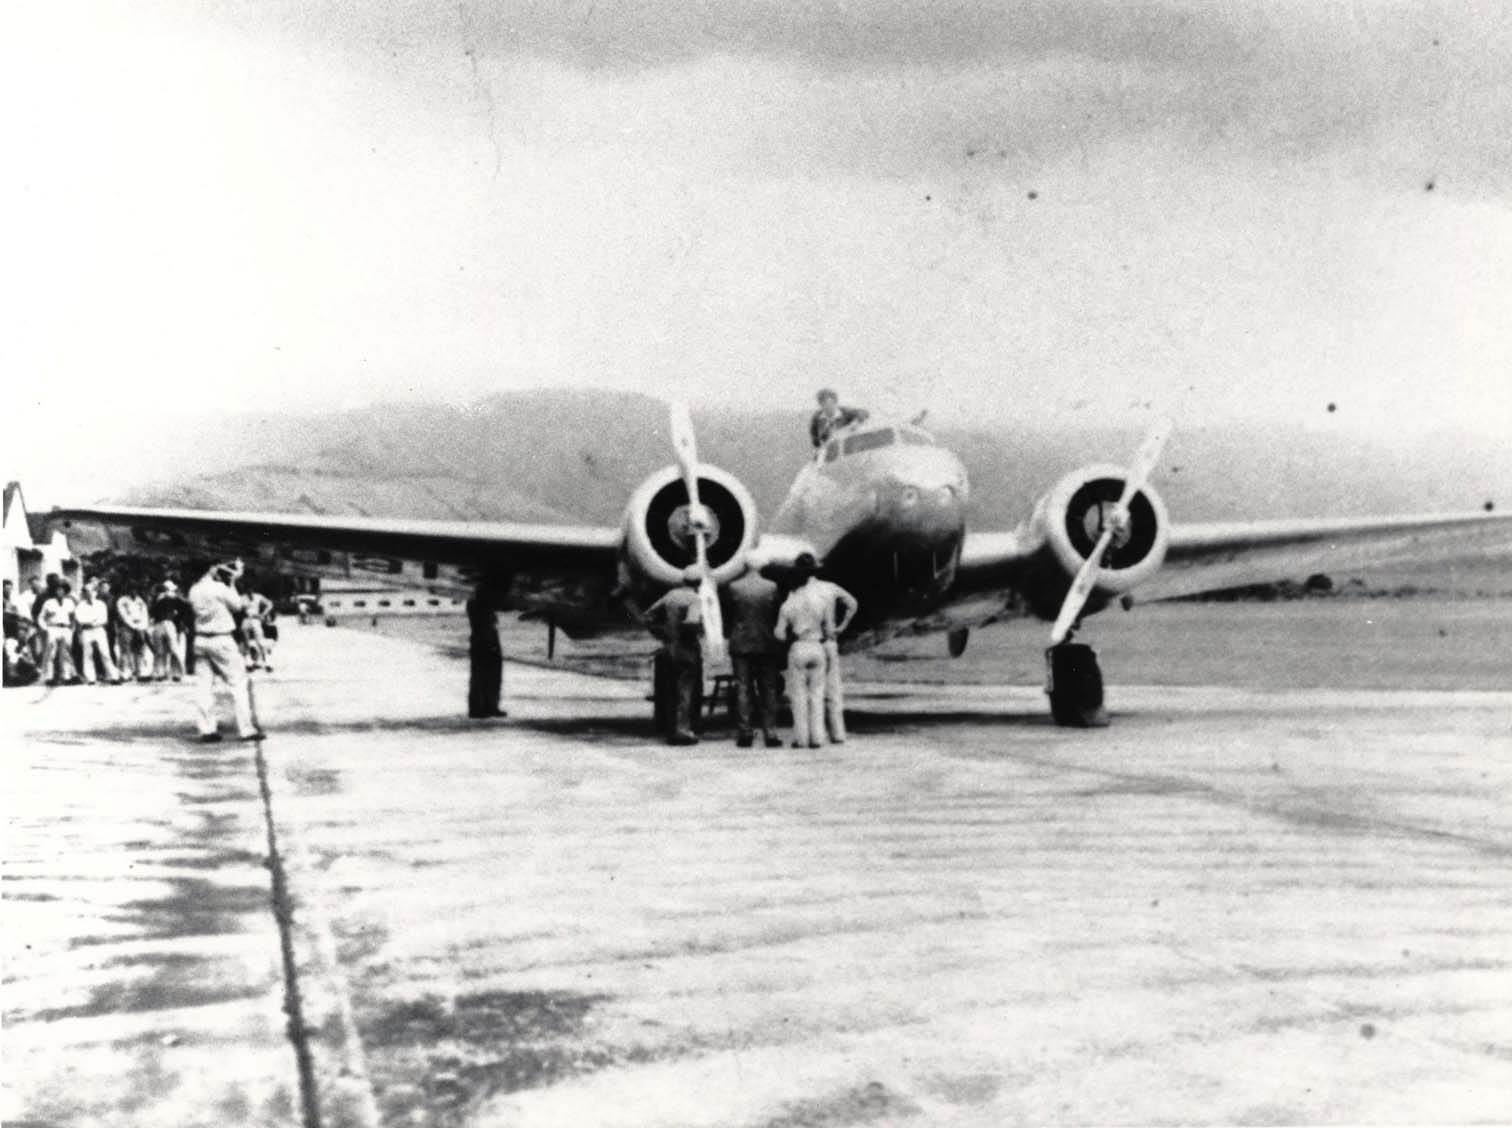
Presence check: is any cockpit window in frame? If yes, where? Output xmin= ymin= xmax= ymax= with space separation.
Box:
xmin=899 ymin=428 xmax=933 ymax=446
xmin=842 ymin=428 xmax=895 ymax=455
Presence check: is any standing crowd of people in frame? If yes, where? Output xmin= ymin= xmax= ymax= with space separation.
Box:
xmin=3 ymin=565 xmax=277 ymax=708
xmin=645 ymin=552 xmax=857 ymax=749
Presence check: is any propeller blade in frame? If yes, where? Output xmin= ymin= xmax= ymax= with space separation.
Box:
xmin=1049 ymin=525 xmax=1116 ymax=646
xmin=669 ymin=400 xmax=700 ymax=488
xmin=668 ymin=401 xmax=727 ymax=662
xmin=1048 ymin=418 xmax=1173 ymax=647
xmin=698 ymin=576 xmax=726 ymax=663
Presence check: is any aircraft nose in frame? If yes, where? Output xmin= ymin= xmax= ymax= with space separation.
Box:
xmin=875 ymin=477 xmax=966 ymax=539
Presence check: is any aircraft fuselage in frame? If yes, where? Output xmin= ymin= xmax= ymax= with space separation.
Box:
xmin=770 ymin=420 xmax=969 ymax=630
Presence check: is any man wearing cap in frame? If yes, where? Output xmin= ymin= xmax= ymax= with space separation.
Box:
xmin=722 ymin=557 xmax=785 ymax=748
xmin=809 ymin=388 xmax=870 ymax=448
xmin=644 ymin=566 xmax=706 ymax=746
xmin=773 ymin=554 xmax=829 ymax=748
xmin=75 ymin=580 xmax=122 ymax=685
xmin=188 ymin=560 xmax=262 ymax=742
xmin=149 ymin=580 xmax=189 ymax=681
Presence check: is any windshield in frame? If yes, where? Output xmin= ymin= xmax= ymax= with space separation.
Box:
xmin=842 ymin=428 xmax=895 ymax=456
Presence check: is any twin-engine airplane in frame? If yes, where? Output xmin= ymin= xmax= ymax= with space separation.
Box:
xmin=49 ymin=405 xmax=1509 ymax=726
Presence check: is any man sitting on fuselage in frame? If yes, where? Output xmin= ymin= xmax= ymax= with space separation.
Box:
xmin=809 ymin=387 xmax=869 ymax=448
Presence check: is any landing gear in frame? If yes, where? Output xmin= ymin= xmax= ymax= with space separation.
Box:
xmin=1045 ymin=642 xmax=1108 ymax=728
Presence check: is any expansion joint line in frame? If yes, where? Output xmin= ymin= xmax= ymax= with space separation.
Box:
xmin=254 ymin=737 xmax=324 ymax=1128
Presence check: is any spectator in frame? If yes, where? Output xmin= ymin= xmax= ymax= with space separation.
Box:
xmin=465 ymin=589 xmax=506 ymax=719
xmin=643 ymin=566 xmax=706 ymax=746
xmin=115 ymin=586 xmax=152 ymax=681
xmin=149 ymin=580 xmax=189 ymax=681
xmin=721 ymin=558 xmax=785 ymax=748
xmin=36 ymin=580 xmax=79 ymax=686
xmin=241 ymin=588 xmax=274 ymax=671
xmin=74 ymin=580 xmax=122 ymax=685
xmin=773 ymin=556 xmax=828 ymax=748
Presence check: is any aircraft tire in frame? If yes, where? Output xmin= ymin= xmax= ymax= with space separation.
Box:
xmin=1046 ymin=643 xmax=1109 ymax=728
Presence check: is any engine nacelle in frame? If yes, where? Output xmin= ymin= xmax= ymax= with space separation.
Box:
xmin=1028 ymin=462 xmax=1170 ymax=604
xmin=621 ymin=464 xmax=760 ymax=588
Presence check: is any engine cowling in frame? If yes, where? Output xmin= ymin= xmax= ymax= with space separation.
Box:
xmin=621 ymin=464 xmax=760 ymax=588
xmin=1033 ymin=462 xmax=1170 ymax=595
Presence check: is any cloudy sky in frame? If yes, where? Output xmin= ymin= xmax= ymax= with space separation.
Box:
xmin=5 ymin=0 xmax=1510 ymax=500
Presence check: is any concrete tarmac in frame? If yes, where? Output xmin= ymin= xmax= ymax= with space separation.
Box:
xmin=5 ymin=624 xmax=1511 ymax=1126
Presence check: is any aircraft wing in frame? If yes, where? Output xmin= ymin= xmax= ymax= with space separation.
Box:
xmin=1140 ymin=510 xmax=1512 ymax=602
xmin=47 ymin=505 xmax=624 ymax=605
xmin=955 ymin=509 xmax=1510 ymax=609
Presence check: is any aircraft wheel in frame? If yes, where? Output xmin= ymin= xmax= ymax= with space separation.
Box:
xmin=1045 ymin=643 xmax=1108 ymax=728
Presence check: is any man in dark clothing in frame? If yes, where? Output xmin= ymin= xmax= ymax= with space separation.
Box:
xmin=722 ymin=560 xmax=785 ymax=748
xmin=149 ymin=580 xmax=191 ymax=681
xmin=644 ymin=566 xmax=705 ymax=746
xmin=466 ymin=590 xmax=506 ymax=719
xmin=809 ymin=387 xmax=869 ymax=448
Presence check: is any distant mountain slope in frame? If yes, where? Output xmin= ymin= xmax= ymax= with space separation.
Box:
xmin=115 ymin=390 xmax=1511 ymax=529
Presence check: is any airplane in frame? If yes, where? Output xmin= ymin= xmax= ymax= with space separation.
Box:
xmin=47 ymin=403 xmax=1511 ymax=727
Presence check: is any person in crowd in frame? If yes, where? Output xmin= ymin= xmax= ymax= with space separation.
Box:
xmin=4 ymin=581 xmax=39 ymax=686
xmin=149 ymin=580 xmax=189 ymax=681
xmin=36 ymin=579 xmax=79 ymax=686
xmin=189 ymin=560 xmax=262 ymax=742
xmin=465 ymin=588 xmax=506 ymax=720
xmin=809 ymin=387 xmax=870 ymax=448
xmin=32 ymin=574 xmax=59 ymax=623
xmin=809 ymin=567 xmax=859 ymax=743
xmin=74 ymin=580 xmax=122 ymax=685
xmin=722 ymin=557 xmax=785 ymax=748
xmin=95 ymin=579 xmax=119 ymax=665
xmin=241 ymin=587 xmax=275 ymax=671
xmin=23 ymin=576 xmax=48 ymax=665
xmin=644 ymin=566 xmax=706 ymax=746
xmin=773 ymin=556 xmax=829 ymax=748
xmin=115 ymin=586 xmax=152 ymax=680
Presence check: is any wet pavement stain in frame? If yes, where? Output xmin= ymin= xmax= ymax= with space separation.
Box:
xmin=358 ymin=989 xmax=670 ymax=1126
xmin=112 ymin=876 xmax=270 ymax=941
xmin=755 ymin=1080 xmax=922 ymax=1127
xmin=286 ymin=765 xmax=342 ymax=797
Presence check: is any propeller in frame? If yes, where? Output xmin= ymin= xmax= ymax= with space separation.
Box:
xmin=1048 ymin=418 xmax=1172 ymax=646
xmin=668 ymin=402 xmax=728 ymax=663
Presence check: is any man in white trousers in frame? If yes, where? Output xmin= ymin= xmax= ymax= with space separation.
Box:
xmin=188 ymin=560 xmax=263 ymax=743
xmin=774 ymin=556 xmax=829 ymax=749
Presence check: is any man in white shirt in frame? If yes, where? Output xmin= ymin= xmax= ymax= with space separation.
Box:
xmin=809 ymin=574 xmax=859 ymax=744
xmin=74 ymin=580 xmax=122 ymax=685
xmin=189 ymin=560 xmax=262 ymax=742
xmin=774 ymin=557 xmax=830 ymax=749
xmin=36 ymin=581 xmax=79 ymax=686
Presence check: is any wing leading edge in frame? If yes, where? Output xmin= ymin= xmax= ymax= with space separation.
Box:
xmin=956 ymin=509 xmax=1510 ymax=611
xmin=47 ymin=505 xmax=625 ymax=599
xmin=1142 ymin=509 xmax=1512 ymax=603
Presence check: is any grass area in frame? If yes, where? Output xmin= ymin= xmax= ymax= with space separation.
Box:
xmin=355 ymin=597 xmax=1512 ymax=694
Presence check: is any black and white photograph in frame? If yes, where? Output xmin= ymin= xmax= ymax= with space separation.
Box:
xmin=4 ymin=1 xmax=1510 ymax=1124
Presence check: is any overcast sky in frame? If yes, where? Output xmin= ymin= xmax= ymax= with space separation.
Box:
xmin=5 ymin=0 xmax=1511 ymax=501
